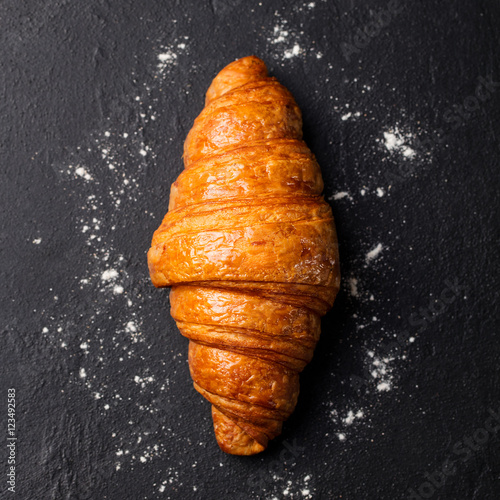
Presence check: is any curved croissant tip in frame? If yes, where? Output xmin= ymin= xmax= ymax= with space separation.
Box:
xmin=212 ymin=406 xmax=266 ymax=456
xmin=205 ymin=55 xmax=269 ymax=106
xmin=230 ymin=55 xmax=267 ymax=69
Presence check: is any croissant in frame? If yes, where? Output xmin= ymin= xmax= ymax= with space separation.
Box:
xmin=148 ymin=56 xmax=340 ymax=455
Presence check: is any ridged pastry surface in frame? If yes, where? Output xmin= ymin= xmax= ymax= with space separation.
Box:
xmin=148 ymin=55 xmax=340 ymax=455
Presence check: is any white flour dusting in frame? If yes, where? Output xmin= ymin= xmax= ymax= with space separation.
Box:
xmin=381 ymin=127 xmax=416 ymax=159
xmin=268 ymin=16 xmax=305 ymax=61
xmin=329 ymin=191 xmax=352 ymax=201
xmin=270 ymin=23 xmax=289 ymax=44
xmin=368 ymin=351 xmax=395 ymax=392
xmin=266 ymin=7 xmax=322 ymax=63
xmin=41 ymin=35 xmax=197 ymax=473
xmin=328 ymin=346 xmax=397 ymax=439
xmin=284 ymin=44 xmax=303 ymax=59
xmin=101 ymin=269 xmax=119 ymax=281
xmin=157 ymin=37 xmax=189 ymax=74
xmin=348 ymin=277 xmax=359 ymax=297
xmin=342 ymin=409 xmax=364 ymax=425
xmin=341 ymin=111 xmax=361 ymax=121
xmin=75 ymin=166 xmax=93 ymax=181
xmin=366 ymin=243 xmax=383 ymax=262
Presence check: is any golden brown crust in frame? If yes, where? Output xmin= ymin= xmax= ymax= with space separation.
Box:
xmin=147 ymin=56 xmax=340 ymax=455
xmin=211 ymin=406 xmax=267 ymax=455
xmin=204 ymin=55 xmax=268 ymax=105
xmin=169 ymin=139 xmax=324 ymax=211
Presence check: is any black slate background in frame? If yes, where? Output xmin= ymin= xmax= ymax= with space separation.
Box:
xmin=1 ymin=1 xmax=499 ymax=499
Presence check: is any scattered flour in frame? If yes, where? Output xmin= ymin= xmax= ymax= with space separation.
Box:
xmin=75 ymin=166 xmax=93 ymax=181
xmin=158 ymin=51 xmax=177 ymax=65
xmin=157 ymin=37 xmax=189 ymax=74
xmin=377 ymin=382 xmax=391 ymax=391
xmin=266 ymin=8 xmax=322 ymax=63
xmin=280 ymin=476 xmax=314 ymax=499
xmin=342 ymin=410 xmax=364 ymax=425
xmin=101 ymin=269 xmax=119 ymax=281
xmin=284 ymin=44 xmax=303 ymax=59
xmin=42 ymin=43 xmax=186 ymax=472
xmin=126 ymin=321 xmax=137 ymax=333
xmin=341 ymin=111 xmax=361 ymax=121
xmin=268 ymin=16 xmax=305 ymax=61
xmin=381 ymin=127 xmax=416 ymax=159
xmin=368 ymin=352 xmax=395 ymax=392
xmin=348 ymin=277 xmax=359 ymax=297
xmin=330 ymin=191 xmax=352 ymax=201
xmin=270 ymin=23 xmax=290 ymax=44
xmin=366 ymin=243 xmax=383 ymax=262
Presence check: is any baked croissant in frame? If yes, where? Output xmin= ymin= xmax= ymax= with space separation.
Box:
xmin=148 ymin=56 xmax=340 ymax=455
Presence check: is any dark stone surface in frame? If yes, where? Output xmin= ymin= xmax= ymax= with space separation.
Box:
xmin=1 ymin=1 xmax=499 ymax=499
